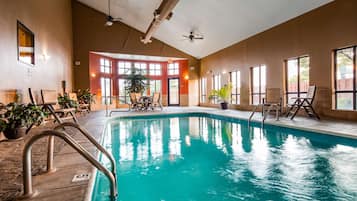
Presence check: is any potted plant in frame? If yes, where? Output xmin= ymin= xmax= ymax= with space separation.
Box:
xmin=58 ymin=93 xmax=77 ymax=108
xmin=0 ymin=103 xmax=46 ymax=139
xmin=123 ymin=67 xmax=148 ymax=94
xmin=76 ymin=89 xmax=95 ymax=104
xmin=209 ymin=83 xmax=232 ymax=110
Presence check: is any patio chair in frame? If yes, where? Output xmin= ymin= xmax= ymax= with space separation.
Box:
xmin=129 ymin=93 xmax=142 ymax=111
xmin=41 ymin=90 xmax=78 ymax=123
xmin=68 ymin=92 xmax=90 ymax=114
xmin=286 ymin=85 xmax=320 ymax=120
xmin=262 ymin=88 xmax=282 ymax=120
xmin=0 ymin=89 xmax=18 ymax=117
xmin=151 ymin=92 xmax=163 ymax=111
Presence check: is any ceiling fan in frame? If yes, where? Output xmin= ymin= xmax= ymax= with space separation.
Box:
xmin=182 ymin=31 xmax=204 ymax=42
xmin=105 ymin=0 xmax=122 ymax=26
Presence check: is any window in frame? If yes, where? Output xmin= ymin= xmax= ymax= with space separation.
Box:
xmin=230 ymin=71 xmax=241 ymax=104
xmin=212 ymin=74 xmax=221 ymax=104
xmin=149 ymin=63 xmax=161 ymax=76
xmin=100 ymin=77 xmax=111 ymax=104
xmin=251 ymin=65 xmax=266 ymax=105
xmin=168 ymin=63 xmax=179 ymax=75
xmin=118 ymin=61 xmax=132 ymax=75
xmin=134 ymin=62 xmax=147 ymax=75
xmin=149 ymin=80 xmax=162 ymax=95
xmin=286 ymin=56 xmax=310 ymax=104
xmin=17 ymin=21 xmax=35 ymax=65
xmin=200 ymin=77 xmax=207 ymax=103
xmin=334 ymin=46 xmax=357 ymax=110
xmin=100 ymin=58 xmax=111 ymax=73
xmin=118 ymin=79 xmax=129 ymax=104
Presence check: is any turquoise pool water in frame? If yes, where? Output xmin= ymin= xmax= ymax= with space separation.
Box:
xmin=92 ymin=113 xmax=357 ymax=201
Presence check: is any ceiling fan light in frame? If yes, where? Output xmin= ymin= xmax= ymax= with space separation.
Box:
xmin=105 ymin=21 xmax=113 ymax=26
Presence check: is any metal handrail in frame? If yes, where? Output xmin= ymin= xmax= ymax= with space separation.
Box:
xmin=104 ymin=96 xmax=130 ymax=117
xmin=20 ymin=130 xmax=117 ymax=199
xmin=248 ymin=105 xmax=260 ymax=126
xmin=49 ymin=122 xmax=117 ymax=178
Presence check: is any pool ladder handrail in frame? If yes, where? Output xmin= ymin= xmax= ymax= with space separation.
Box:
xmin=248 ymin=104 xmax=279 ymax=127
xmin=248 ymin=105 xmax=265 ymax=127
xmin=52 ymin=122 xmax=117 ymax=177
xmin=20 ymin=130 xmax=118 ymax=200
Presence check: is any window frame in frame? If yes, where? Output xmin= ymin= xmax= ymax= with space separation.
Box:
xmin=250 ymin=65 xmax=266 ymax=105
xmin=334 ymin=46 xmax=357 ymax=111
xmin=230 ymin=70 xmax=241 ymax=105
xmin=134 ymin=62 xmax=147 ymax=75
xmin=149 ymin=79 xmax=162 ymax=95
xmin=212 ymin=74 xmax=221 ymax=104
xmin=285 ymin=56 xmax=310 ymax=103
xmin=200 ymin=77 xmax=207 ymax=103
xmin=100 ymin=77 xmax=112 ymax=104
xmin=100 ymin=58 xmax=112 ymax=74
xmin=118 ymin=78 xmax=129 ymax=104
xmin=168 ymin=62 xmax=179 ymax=75
xmin=149 ymin=63 xmax=162 ymax=76
xmin=118 ymin=61 xmax=132 ymax=75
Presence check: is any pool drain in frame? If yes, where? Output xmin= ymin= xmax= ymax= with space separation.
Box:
xmin=72 ymin=173 xmax=91 ymax=182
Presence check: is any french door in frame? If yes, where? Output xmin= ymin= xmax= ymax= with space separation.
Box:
xmin=168 ymin=78 xmax=180 ymax=106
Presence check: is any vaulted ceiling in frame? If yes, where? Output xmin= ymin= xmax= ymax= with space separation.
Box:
xmin=77 ymin=0 xmax=333 ymax=59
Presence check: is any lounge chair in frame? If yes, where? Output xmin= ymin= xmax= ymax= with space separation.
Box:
xmin=41 ymin=90 xmax=78 ymax=123
xmin=68 ymin=92 xmax=90 ymax=114
xmin=262 ymin=88 xmax=282 ymax=120
xmin=286 ymin=85 xmax=320 ymax=120
xmin=151 ymin=92 xmax=163 ymax=111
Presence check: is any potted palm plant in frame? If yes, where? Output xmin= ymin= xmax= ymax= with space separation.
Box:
xmin=124 ymin=67 xmax=148 ymax=94
xmin=209 ymin=83 xmax=232 ymax=110
xmin=0 ymin=103 xmax=46 ymax=139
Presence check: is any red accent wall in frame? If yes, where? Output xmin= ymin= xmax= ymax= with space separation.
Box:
xmin=89 ymin=52 xmax=189 ymax=99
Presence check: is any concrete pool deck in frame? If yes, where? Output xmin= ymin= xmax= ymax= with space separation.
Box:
xmin=0 ymin=106 xmax=356 ymax=201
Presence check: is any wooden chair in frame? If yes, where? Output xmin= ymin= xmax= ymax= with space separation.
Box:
xmin=129 ymin=93 xmax=142 ymax=111
xmin=286 ymin=85 xmax=320 ymax=120
xmin=0 ymin=89 xmax=18 ymax=117
xmin=41 ymin=90 xmax=78 ymax=123
xmin=0 ymin=89 xmax=18 ymax=104
xmin=151 ymin=92 xmax=163 ymax=111
xmin=68 ymin=92 xmax=90 ymax=114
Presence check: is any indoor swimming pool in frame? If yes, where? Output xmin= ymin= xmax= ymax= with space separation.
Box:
xmin=92 ymin=113 xmax=357 ymax=201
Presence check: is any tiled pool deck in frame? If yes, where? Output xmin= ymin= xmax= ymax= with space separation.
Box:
xmin=0 ymin=107 xmax=356 ymax=201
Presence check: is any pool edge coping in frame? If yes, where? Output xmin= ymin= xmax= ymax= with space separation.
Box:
xmin=107 ymin=111 xmax=357 ymax=140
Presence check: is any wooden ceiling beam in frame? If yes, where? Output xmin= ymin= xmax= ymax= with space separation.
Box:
xmin=141 ymin=0 xmax=179 ymax=44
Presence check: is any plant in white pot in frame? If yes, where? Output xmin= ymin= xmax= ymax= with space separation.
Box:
xmin=208 ymin=83 xmax=232 ymax=110
xmin=0 ymin=103 xmax=46 ymax=140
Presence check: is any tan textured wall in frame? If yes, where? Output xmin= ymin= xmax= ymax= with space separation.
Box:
xmin=188 ymin=80 xmax=199 ymax=106
xmin=72 ymin=1 xmax=200 ymax=93
xmin=0 ymin=0 xmax=73 ymax=102
xmin=200 ymin=0 xmax=357 ymax=120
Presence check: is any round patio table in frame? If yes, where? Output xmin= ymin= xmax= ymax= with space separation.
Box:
xmin=138 ymin=96 xmax=153 ymax=111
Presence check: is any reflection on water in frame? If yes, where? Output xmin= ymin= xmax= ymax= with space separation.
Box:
xmin=93 ymin=116 xmax=357 ymax=201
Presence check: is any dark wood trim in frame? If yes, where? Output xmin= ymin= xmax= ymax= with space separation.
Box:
xmin=250 ymin=65 xmax=266 ymax=105
xmin=17 ymin=20 xmax=35 ymax=66
xmin=230 ymin=71 xmax=241 ymax=105
xmin=353 ymin=46 xmax=356 ymax=110
xmin=333 ymin=46 xmax=357 ymax=110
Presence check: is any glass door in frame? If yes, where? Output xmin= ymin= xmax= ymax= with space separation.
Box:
xmin=168 ymin=78 xmax=180 ymax=106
